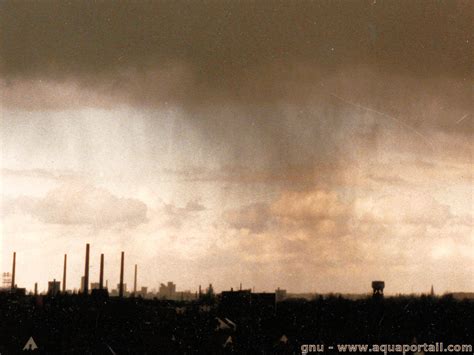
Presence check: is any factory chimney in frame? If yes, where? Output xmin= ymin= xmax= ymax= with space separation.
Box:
xmin=11 ymin=252 xmax=16 ymax=290
xmin=119 ymin=251 xmax=124 ymax=297
xmin=62 ymin=254 xmax=67 ymax=293
xmin=99 ymin=254 xmax=104 ymax=289
xmin=133 ymin=264 xmax=138 ymax=295
xmin=34 ymin=282 xmax=38 ymax=296
xmin=83 ymin=244 xmax=90 ymax=295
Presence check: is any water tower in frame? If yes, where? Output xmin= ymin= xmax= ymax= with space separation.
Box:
xmin=372 ymin=281 xmax=385 ymax=298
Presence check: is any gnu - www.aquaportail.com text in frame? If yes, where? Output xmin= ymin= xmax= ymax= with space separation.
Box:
xmin=300 ymin=342 xmax=472 ymax=354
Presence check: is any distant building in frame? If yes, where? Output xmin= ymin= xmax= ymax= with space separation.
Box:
xmin=207 ymin=283 xmax=215 ymax=297
xmin=10 ymin=287 xmax=26 ymax=296
xmin=159 ymin=282 xmax=176 ymax=299
xmin=108 ymin=283 xmax=128 ymax=297
xmin=220 ymin=289 xmax=276 ymax=315
xmin=91 ymin=287 xmax=109 ymax=298
xmin=221 ymin=289 xmax=252 ymax=315
xmin=275 ymin=287 xmax=287 ymax=302
xmin=449 ymin=292 xmax=474 ymax=300
xmin=178 ymin=290 xmax=196 ymax=301
xmin=138 ymin=286 xmax=148 ymax=297
xmin=80 ymin=276 xmax=87 ymax=293
xmin=47 ymin=280 xmax=61 ymax=296
xmin=91 ymin=282 xmax=100 ymax=290
xmin=251 ymin=292 xmax=276 ymax=314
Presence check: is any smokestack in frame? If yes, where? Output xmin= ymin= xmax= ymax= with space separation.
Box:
xmin=34 ymin=282 xmax=38 ymax=296
xmin=84 ymin=244 xmax=90 ymax=295
xmin=11 ymin=252 xmax=16 ymax=290
xmin=62 ymin=254 xmax=67 ymax=293
xmin=119 ymin=251 xmax=124 ymax=297
xmin=133 ymin=264 xmax=137 ymax=295
xmin=99 ymin=254 xmax=104 ymax=289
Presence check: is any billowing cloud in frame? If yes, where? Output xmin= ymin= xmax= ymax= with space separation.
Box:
xmin=224 ymin=203 xmax=272 ymax=233
xmin=3 ymin=182 xmax=148 ymax=228
xmin=161 ymin=200 xmax=207 ymax=229
xmin=217 ymin=184 xmax=472 ymax=292
xmin=355 ymin=192 xmax=453 ymax=228
xmin=272 ymin=189 xmax=348 ymax=225
xmin=183 ymin=200 xmax=206 ymax=213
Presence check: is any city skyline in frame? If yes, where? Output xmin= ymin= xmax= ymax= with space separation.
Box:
xmin=1 ymin=1 xmax=472 ymax=295
xmin=1 ymin=248 xmax=469 ymax=297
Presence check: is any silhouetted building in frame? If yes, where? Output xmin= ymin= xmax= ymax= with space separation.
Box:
xmin=91 ymin=287 xmax=109 ymax=299
xmin=159 ymin=282 xmax=176 ymax=299
xmin=220 ymin=289 xmax=276 ymax=316
xmin=221 ymin=289 xmax=252 ymax=315
xmin=251 ymin=292 xmax=276 ymax=314
xmin=47 ymin=280 xmax=61 ymax=296
xmin=178 ymin=291 xmax=196 ymax=301
xmin=275 ymin=287 xmax=287 ymax=302
xmin=449 ymin=292 xmax=474 ymax=300
xmin=206 ymin=283 xmax=215 ymax=298
xmin=136 ymin=286 xmax=148 ymax=297
xmin=10 ymin=287 xmax=26 ymax=296
xmin=117 ymin=283 xmax=127 ymax=293
xmin=80 ymin=276 xmax=87 ymax=293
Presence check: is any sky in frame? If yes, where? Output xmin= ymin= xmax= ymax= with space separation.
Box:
xmin=0 ymin=0 xmax=472 ymax=294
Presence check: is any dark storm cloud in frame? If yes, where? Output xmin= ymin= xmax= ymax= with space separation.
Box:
xmin=0 ymin=0 xmax=471 ymax=174
xmin=0 ymin=0 xmax=471 ymax=106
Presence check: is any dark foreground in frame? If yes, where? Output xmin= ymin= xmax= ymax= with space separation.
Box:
xmin=0 ymin=293 xmax=472 ymax=354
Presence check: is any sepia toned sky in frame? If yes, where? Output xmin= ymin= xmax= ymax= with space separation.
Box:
xmin=0 ymin=0 xmax=472 ymax=294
